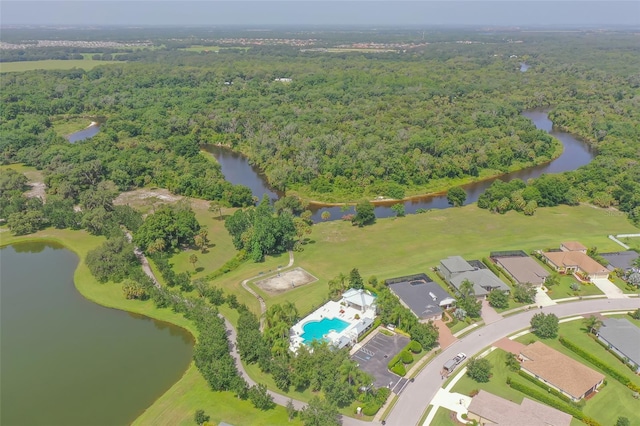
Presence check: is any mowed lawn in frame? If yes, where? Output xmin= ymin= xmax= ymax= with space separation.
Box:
xmin=292 ymin=204 xmax=637 ymax=296
xmin=0 ymin=59 xmax=119 ymax=73
xmin=133 ymin=364 xmax=299 ymax=426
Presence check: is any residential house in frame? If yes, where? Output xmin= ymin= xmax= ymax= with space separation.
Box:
xmin=596 ymin=318 xmax=640 ymax=374
xmin=387 ymin=274 xmax=456 ymax=322
xmin=541 ymin=242 xmax=609 ymax=281
xmin=440 ymin=256 xmax=510 ymax=297
xmin=494 ymin=255 xmax=550 ymax=287
xmin=467 ymin=390 xmax=572 ymax=426
xmin=560 ymin=241 xmax=587 ymax=253
xmin=601 ymin=251 xmax=639 ymax=273
xmin=519 ymin=341 xmax=604 ymax=401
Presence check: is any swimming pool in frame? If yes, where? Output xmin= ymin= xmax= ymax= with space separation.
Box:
xmin=301 ymin=317 xmax=350 ymax=344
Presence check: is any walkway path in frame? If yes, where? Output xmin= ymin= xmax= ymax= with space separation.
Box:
xmin=383 ymin=298 xmax=640 ymax=426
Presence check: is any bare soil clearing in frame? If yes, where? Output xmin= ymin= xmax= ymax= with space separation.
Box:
xmin=255 ymin=267 xmax=318 ymax=295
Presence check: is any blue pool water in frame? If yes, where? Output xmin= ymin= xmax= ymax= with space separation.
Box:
xmin=301 ymin=317 xmax=350 ymax=344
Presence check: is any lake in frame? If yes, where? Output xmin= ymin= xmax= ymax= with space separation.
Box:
xmin=0 ymin=242 xmax=194 ymax=426
xmin=204 ymin=111 xmax=594 ymax=221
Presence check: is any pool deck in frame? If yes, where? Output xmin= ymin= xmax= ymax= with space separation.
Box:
xmin=290 ymin=299 xmax=376 ymax=352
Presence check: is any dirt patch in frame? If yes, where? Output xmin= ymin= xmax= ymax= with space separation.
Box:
xmin=25 ymin=182 xmax=46 ymax=201
xmin=255 ymin=267 xmax=318 ymax=295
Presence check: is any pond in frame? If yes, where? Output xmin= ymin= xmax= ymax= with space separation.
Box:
xmin=207 ymin=110 xmax=595 ymax=221
xmin=66 ymin=121 xmax=102 ymax=143
xmin=0 ymin=242 xmax=194 ymax=426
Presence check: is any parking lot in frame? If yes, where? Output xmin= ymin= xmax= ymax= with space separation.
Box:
xmin=351 ymin=332 xmax=410 ymax=392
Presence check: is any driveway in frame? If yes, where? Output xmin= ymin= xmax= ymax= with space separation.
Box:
xmin=480 ymin=299 xmax=502 ymax=324
xmin=382 ymin=298 xmax=640 ymax=426
xmin=591 ymin=278 xmax=627 ymax=299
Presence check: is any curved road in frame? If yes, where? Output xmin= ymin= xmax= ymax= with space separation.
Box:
xmin=382 ymin=298 xmax=640 ymax=426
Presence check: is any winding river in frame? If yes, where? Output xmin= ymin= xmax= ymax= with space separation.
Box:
xmin=204 ymin=111 xmax=594 ymax=222
xmin=0 ymin=242 xmax=194 ymax=426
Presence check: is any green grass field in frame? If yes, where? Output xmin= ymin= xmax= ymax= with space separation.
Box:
xmin=0 ymin=59 xmax=119 ymax=73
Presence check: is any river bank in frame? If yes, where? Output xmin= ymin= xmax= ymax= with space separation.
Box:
xmin=206 ymin=110 xmax=595 ymax=222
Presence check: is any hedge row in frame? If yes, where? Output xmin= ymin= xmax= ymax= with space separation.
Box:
xmin=590 ymin=334 xmax=640 ymax=378
xmin=507 ymin=378 xmax=601 ymax=425
xmin=559 ymin=337 xmax=639 ymax=391
xmin=482 ymin=257 xmax=515 ymax=284
xmin=205 ymin=250 xmax=246 ymax=280
xmin=516 ymin=370 xmax=581 ymax=408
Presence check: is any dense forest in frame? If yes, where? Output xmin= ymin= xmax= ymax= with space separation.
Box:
xmin=1 ymin=30 xmax=639 ymax=226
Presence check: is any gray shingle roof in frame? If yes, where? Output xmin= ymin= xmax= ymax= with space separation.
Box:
xmin=440 ymin=256 xmax=475 ymax=274
xmin=598 ymin=318 xmax=640 ymax=367
xmin=601 ymin=251 xmax=639 ymax=271
xmin=389 ymin=280 xmax=456 ymax=319
xmin=450 ymin=269 xmax=510 ymax=295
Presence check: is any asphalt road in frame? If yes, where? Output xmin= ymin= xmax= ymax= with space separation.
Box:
xmin=370 ymin=298 xmax=640 ymax=426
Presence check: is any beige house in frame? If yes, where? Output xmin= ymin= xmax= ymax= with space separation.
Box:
xmin=541 ymin=242 xmax=609 ymax=281
xmin=560 ymin=241 xmax=587 ymax=253
xmin=519 ymin=342 xmax=604 ymax=401
xmin=467 ymin=390 xmax=572 ymax=426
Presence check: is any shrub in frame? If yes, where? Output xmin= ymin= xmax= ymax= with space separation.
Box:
xmin=409 ymin=340 xmax=422 ymax=354
xmin=400 ymin=351 xmax=413 ymax=364
xmin=362 ymin=404 xmax=379 ymax=416
xmin=387 ymin=355 xmax=401 ymax=370
xmin=375 ymin=387 xmax=391 ymax=405
xmin=390 ymin=363 xmax=406 ymax=376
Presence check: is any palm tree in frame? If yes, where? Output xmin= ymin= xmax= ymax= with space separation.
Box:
xmin=282 ymin=301 xmax=299 ymax=325
xmin=583 ymin=315 xmax=603 ymax=334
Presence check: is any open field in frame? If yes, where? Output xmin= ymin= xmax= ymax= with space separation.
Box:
xmin=0 ymin=59 xmax=119 ymax=73
xmin=293 ymin=204 xmax=638 ymax=291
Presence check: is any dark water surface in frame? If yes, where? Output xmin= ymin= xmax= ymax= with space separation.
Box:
xmin=0 ymin=242 xmax=194 ymax=426
xmin=67 ymin=123 xmax=101 ymax=143
xmin=206 ymin=111 xmax=595 ymax=221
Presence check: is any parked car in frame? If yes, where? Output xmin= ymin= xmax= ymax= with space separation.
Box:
xmin=386 ymin=324 xmax=396 ymax=331
xmin=453 ymin=353 xmax=466 ymax=364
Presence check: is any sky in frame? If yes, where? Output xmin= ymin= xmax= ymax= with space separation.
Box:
xmin=1 ymin=1 xmax=639 ymax=27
